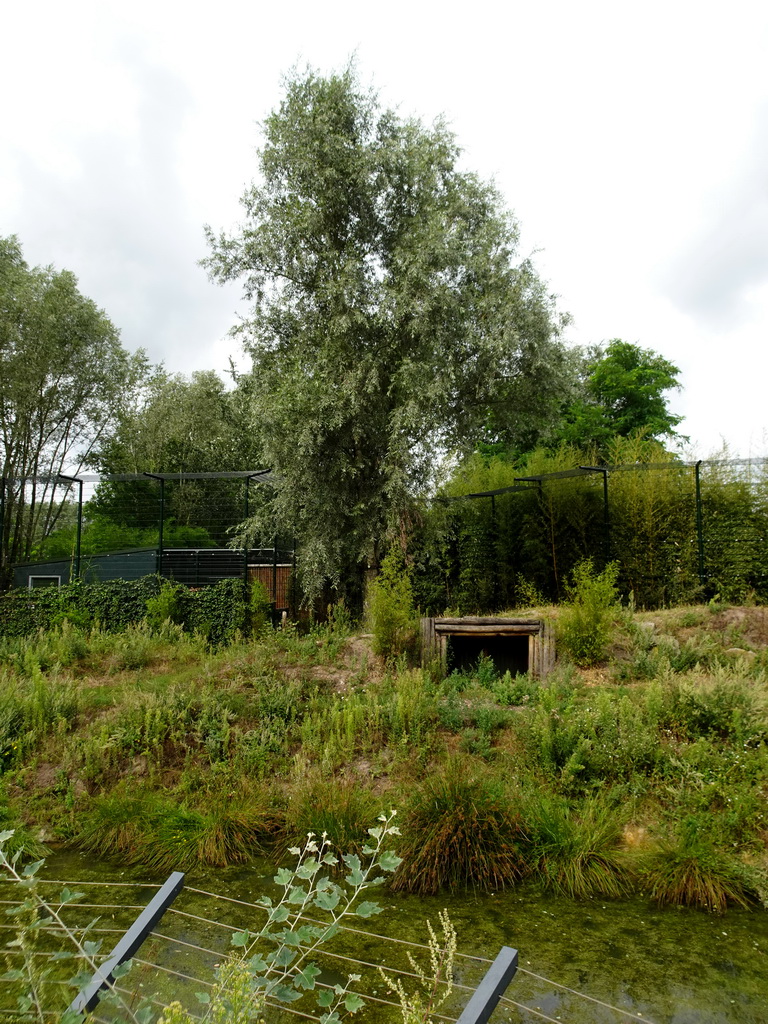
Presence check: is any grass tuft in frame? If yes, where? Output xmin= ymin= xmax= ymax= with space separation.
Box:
xmin=391 ymin=762 xmax=527 ymax=895
xmin=522 ymin=793 xmax=631 ymax=899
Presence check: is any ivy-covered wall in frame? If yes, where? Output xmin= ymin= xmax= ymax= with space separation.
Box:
xmin=0 ymin=575 xmax=250 ymax=645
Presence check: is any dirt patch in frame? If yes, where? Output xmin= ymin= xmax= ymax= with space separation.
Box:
xmin=710 ymin=606 xmax=768 ymax=647
xmin=282 ymin=635 xmax=384 ymax=691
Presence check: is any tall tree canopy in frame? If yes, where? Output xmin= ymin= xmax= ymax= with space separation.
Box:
xmin=560 ymin=339 xmax=684 ymax=452
xmin=204 ymin=66 xmax=570 ymax=599
xmin=0 ymin=236 xmax=138 ymax=584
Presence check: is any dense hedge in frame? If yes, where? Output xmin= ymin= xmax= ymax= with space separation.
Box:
xmin=0 ymin=575 xmax=250 ymax=644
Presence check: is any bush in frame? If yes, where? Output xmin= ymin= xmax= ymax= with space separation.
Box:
xmin=145 ymin=581 xmax=186 ymax=629
xmin=557 ymin=559 xmax=621 ymax=666
xmin=75 ymin=791 xmax=278 ymax=870
xmin=640 ymin=819 xmax=759 ymax=912
xmin=279 ymin=777 xmax=381 ymax=865
xmin=367 ymin=550 xmax=419 ymax=662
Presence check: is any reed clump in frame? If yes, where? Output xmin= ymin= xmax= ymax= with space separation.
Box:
xmin=278 ymin=776 xmax=382 ymax=865
xmin=391 ymin=763 xmax=527 ymax=894
xmin=640 ymin=821 xmax=760 ymax=913
xmin=521 ymin=793 xmax=631 ymax=899
xmin=75 ymin=791 xmax=279 ymax=870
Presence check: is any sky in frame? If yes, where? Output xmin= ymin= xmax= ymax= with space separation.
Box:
xmin=2 ymin=0 xmax=767 ymax=458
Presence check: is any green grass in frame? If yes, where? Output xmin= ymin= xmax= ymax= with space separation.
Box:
xmin=74 ymin=790 xmax=279 ymax=871
xmin=0 ymin=605 xmax=765 ymax=909
xmin=521 ymin=793 xmax=631 ymax=899
xmin=640 ymin=822 xmax=759 ymax=912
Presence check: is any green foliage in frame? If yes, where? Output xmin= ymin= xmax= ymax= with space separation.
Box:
xmin=640 ymin=818 xmax=760 ymax=912
xmin=391 ymin=763 xmax=527 ymax=894
xmin=367 ymin=550 xmax=419 ymax=661
xmin=557 ymin=559 xmax=620 ymax=666
xmin=560 ymin=340 xmax=684 ymax=450
xmin=521 ymin=793 xmax=631 ymax=898
xmin=32 ymin=515 xmax=215 ymax=562
xmin=0 ymin=574 xmax=249 ymax=645
xmin=0 ymin=235 xmax=141 ymax=584
xmin=145 ymin=581 xmax=186 ymax=628
xmin=75 ymin=791 xmax=278 ymax=870
xmin=204 ymin=63 xmax=568 ymax=603
xmin=279 ymin=777 xmax=381 ymax=864
xmin=0 ymin=667 xmax=80 ymax=772
xmin=249 ymin=579 xmax=273 ymax=632
xmin=412 ymin=439 xmax=768 ymax=611
xmin=0 ymin=804 xmax=48 ymax=862
xmin=175 ymin=814 xmax=403 ymax=1023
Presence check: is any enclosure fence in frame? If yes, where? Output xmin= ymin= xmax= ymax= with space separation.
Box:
xmin=426 ymin=457 xmax=768 ymax=611
xmin=0 ymin=875 xmax=665 ymax=1024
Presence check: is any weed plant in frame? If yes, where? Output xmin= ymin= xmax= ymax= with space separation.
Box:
xmin=640 ymin=819 xmax=759 ymax=912
xmin=0 ymin=666 xmax=79 ymax=771
xmin=367 ymin=549 xmax=419 ymax=662
xmin=279 ymin=776 xmax=381 ymax=864
xmin=557 ymin=559 xmax=621 ymax=666
xmin=75 ymin=791 xmax=279 ymax=870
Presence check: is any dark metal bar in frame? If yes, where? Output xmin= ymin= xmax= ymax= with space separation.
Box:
xmin=456 ymin=946 xmax=518 ymax=1024
xmin=272 ymin=539 xmax=278 ymax=608
xmin=68 ymin=871 xmax=185 ymax=1014
xmin=580 ymin=466 xmax=610 ymax=563
xmin=57 ymin=474 xmax=83 ymax=580
xmin=0 ymin=476 xmax=6 ymax=583
xmin=291 ymin=536 xmax=297 ymax=616
xmin=490 ymin=494 xmax=499 ymax=610
xmin=695 ymin=459 xmax=705 ymax=586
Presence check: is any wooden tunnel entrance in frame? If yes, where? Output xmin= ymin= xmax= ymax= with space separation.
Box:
xmin=420 ymin=617 xmax=555 ymax=679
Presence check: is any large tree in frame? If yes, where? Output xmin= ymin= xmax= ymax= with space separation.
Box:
xmin=0 ymin=236 xmax=138 ymax=584
xmin=204 ymin=66 xmax=570 ymax=600
xmin=560 ymin=339 xmax=684 ymax=452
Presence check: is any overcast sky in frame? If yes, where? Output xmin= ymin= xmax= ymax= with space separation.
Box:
xmin=2 ymin=0 xmax=767 ymax=457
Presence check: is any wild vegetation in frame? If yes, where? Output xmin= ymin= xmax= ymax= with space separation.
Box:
xmin=0 ymin=573 xmax=766 ymax=918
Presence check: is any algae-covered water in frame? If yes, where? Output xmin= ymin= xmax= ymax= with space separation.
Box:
xmin=15 ymin=850 xmax=768 ymax=1024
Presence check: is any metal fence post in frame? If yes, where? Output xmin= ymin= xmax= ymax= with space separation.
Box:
xmin=456 ymin=946 xmax=518 ymax=1024
xmin=68 ymin=871 xmax=185 ymax=1014
xmin=580 ymin=466 xmax=610 ymax=564
xmin=57 ymin=474 xmax=83 ymax=580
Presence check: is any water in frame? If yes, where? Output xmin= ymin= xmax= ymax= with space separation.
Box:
xmin=11 ymin=849 xmax=768 ymax=1024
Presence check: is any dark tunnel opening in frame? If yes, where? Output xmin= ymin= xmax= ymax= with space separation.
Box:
xmin=447 ymin=633 xmax=530 ymax=676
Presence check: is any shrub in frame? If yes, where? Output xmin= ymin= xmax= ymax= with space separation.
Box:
xmin=391 ymin=763 xmax=527 ymax=894
xmin=248 ymin=579 xmax=273 ymax=632
xmin=145 ymin=581 xmax=186 ymax=629
xmin=75 ymin=791 xmax=278 ymax=870
xmin=279 ymin=777 xmax=381 ymax=864
xmin=557 ymin=559 xmax=621 ymax=666
xmin=367 ymin=549 xmax=419 ymax=662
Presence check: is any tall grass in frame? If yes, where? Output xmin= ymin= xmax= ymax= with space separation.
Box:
xmin=0 ymin=665 xmax=80 ymax=770
xmin=521 ymin=793 xmax=631 ymax=898
xmin=279 ymin=776 xmax=381 ymax=864
xmin=640 ymin=821 xmax=759 ymax=912
xmin=75 ymin=791 xmax=279 ymax=870
xmin=391 ymin=763 xmax=527 ymax=894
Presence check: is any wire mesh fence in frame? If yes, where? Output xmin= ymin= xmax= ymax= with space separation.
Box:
xmin=417 ymin=457 xmax=768 ymax=611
